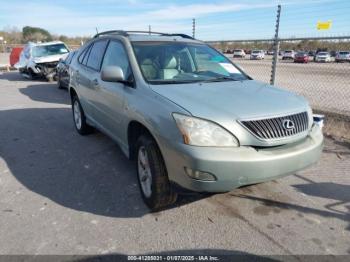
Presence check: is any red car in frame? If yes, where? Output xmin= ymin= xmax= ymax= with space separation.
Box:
xmin=9 ymin=47 xmax=23 ymax=67
xmin=294 ymin=52 xmax=309 ymax=63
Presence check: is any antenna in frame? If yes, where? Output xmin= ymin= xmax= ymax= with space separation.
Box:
xmin=95 ymin=27 xmax=99 ymax=34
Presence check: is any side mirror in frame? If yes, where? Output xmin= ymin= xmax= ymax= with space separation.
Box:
xmin=101 ymin=66 xmax=125 ymax=83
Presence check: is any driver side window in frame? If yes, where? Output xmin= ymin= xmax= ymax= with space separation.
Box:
xmin=102 ymin=41 xmax=131 ymax=80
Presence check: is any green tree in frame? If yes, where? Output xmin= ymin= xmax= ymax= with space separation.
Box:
xmin=22 ymin=26 xmax=52 ymax=42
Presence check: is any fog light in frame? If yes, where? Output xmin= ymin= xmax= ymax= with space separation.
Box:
xmin=313 ymin=114 xmax=325 ymax=129
xmin=184 ymin=167 xmax=217 ymax=181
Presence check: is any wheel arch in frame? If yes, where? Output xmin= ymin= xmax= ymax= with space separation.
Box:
xmin=127 ymin=120 xmax=159 ymax=160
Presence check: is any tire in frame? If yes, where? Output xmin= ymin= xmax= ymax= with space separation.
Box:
xmin=136 ymin=134 xmax=177 ymax=210
xmin=71 ymin=95 xmax=93 ymax=135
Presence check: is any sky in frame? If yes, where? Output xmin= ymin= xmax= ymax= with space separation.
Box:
xmin=0 ymin=0 xmax=349 ymax=40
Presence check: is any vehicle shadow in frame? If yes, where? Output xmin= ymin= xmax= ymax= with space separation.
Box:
xmin=0 ymin=71 xmax=49 ymax=82
xmin=233 ymin=180 xmax=350 ymax=231
xmin=293 ymin=178 xmax=350 ymax=217
xmin=0 ymin=108 xmax=207 ymax=218
xmin=19 ymin=83 xmax=70 ymax=105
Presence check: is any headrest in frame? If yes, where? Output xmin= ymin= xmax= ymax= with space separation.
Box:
xmin=163 ymin=56 xmax=177 ymax=69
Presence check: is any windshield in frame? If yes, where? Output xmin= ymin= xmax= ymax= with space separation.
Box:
xmin=132 ymin=41 xmax=249 ymax=84
xmin=252 ymin=50 xmax=261 ymax=54
xmin=318 ymin=52 xmax=328 ymax=55
xmin=32 ymin=44 xmax=69 ymax=57
xmin=339 ymin=51 xmax=350 ymax=55
xmin=285 ymin=51 xmax=293 ymax=53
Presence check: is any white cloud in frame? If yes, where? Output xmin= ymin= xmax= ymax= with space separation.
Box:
xmin=0 ymin=0 xmax=336 ymax=39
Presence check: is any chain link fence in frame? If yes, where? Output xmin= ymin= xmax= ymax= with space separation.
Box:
xmin=210 ymin=37 xmax=350 ymax=116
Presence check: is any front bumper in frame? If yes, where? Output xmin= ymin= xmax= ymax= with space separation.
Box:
xmin=159 ymin=125 xmax=323 ymax=193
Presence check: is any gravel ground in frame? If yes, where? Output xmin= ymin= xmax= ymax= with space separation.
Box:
xmin=0 ymin=71 xmax=349 ymax=258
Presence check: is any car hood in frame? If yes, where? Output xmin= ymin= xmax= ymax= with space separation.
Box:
xmin=33 ymin=54 xmax=68 ymax=64
xmin=150 ymin=80 xmax=309 ymax=120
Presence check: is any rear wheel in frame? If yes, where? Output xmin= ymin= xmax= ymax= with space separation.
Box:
xmin=136 ymin=135 xmax=177 ymax=210
xmin=72 ymin=95 xmax=93 ymax=135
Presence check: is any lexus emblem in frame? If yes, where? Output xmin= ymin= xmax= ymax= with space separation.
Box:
xmin=282 ymin=119 xmax=295 ymax=130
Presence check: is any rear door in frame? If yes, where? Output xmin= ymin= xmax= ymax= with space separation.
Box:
xmin=78 ymin=40 xmax=108 ymax=121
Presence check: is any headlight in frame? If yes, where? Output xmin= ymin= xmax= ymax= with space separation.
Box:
xmin=172 ymin=113 xmax=239 ymax=147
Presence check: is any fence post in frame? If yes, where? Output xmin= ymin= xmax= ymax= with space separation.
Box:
xmin=270 ymin=4 xmax=281 ymax=85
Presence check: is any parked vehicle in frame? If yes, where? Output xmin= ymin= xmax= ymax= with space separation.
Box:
xmin=308 ymin=50 xmax=316 ymax=57
xmin=9 ymin=47 xmax=23 ymax=67
xmin=56 ymin=50 xmax=77 ymax=89
xmin=233 ymin=49 xmax=246 ymax=58
xmin=267 ymin=50 xmax=274 ymax=55
xmin=335 ymin=51 xmax=350 ymax=62
xmin=15 ymin=41 xmax=70 ymax=81
xmin=250 ymin=50 xmax=265 ymax=60
xmin=282 ymin=50 xmax=295 ymax=60
xmin=315 ymin=52 xmax=331 ymax=62
xmin=294 ymin=52 xmax=309 ymax=63
xmin=69 ymin=30 xmax=323 ymax=209
xmin=330 ymin=50 xmax=337 ymax=57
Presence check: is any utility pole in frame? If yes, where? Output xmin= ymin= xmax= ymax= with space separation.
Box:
xmin=148 ymin=25 xmax=151 ymax=35
xmin=270 ymin=4 xmax=281 ymax=85
xmin=192 ymin=18 xmax=196 ymax=38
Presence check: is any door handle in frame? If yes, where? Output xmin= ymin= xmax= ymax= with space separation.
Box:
xmin=92 ymin=79 xmax=99 ymax=88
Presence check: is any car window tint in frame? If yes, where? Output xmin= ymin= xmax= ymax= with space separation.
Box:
xmin=82 ymin=45 xmax=93 ymax=66
xmin=78 ymin=46 xmax=90 ymax=64
xmin=67 ymin=51 xmax=76 ymax=64
xmin=102 ymin=41 xmax=131 ymax=79
xmin=65 ymin=52 xmax=73 ymax=63
xmin=87 ymin=40 xmax=108 ymax=71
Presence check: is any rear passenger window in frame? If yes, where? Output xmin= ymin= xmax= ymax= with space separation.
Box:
xmin=78 ymin=46 xmax=90 ymax=64
xmin=82 ymin=45 xmax=92 ymax=66
xmin=87 ymin=40 xmax=108 ymax=71
xmin=102 ymin=41 xmax=131 ymax=79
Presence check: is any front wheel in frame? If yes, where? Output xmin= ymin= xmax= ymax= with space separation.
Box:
xmin=136 ymin=135 xmax=177 ymax=210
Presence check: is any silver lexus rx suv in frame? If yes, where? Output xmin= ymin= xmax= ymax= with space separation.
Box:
xmin=69 ymin=30 xmax=323 ymax=209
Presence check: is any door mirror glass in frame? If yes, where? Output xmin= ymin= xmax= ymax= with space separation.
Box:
xmin=101 ymin=66 xmax=125 ymax=82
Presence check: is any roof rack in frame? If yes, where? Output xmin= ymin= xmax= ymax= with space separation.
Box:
xmin=93 ymin=30 xmax=195 ymax=40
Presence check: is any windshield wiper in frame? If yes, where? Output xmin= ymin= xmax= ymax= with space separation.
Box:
xmin=202 ymin=76 xmax=238 ymax=82
xmin=149 ymin=80 xmax=203 ymax=85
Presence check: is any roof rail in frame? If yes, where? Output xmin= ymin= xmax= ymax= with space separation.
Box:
xmin=93 ymin=30 xmax=128 ymax=38
xmin=93 ymin=30 xmax=195 ymax=40
xmin=162 ymin=33 xmax=194 ymax=40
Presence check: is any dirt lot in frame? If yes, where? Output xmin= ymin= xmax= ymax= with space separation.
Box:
xmin=0 ymin=71 xmax=349 ymax=257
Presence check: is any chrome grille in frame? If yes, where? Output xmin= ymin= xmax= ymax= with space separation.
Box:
xmin=240 ymin=112 xmax=309 ymax=140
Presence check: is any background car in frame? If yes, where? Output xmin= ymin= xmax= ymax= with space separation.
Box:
xmin=233 ymin=49 xmax=246 ymax=58
xmin=282 ymin=50 xmax=295 ymax=60
xmin=315 ymin=51 xmax=331 ymax=62
xmin=250 ymin=50 xmax=265 ymax=60
xmin=56 ymin=50 xmax=77 ymax=89
xmin=15 ymin=41 xmax=70 ymax=81
xmin=294 ymin=52 xmax=309 ymax=63
xmin=335 ymin=51 xmax=350 ymax=62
